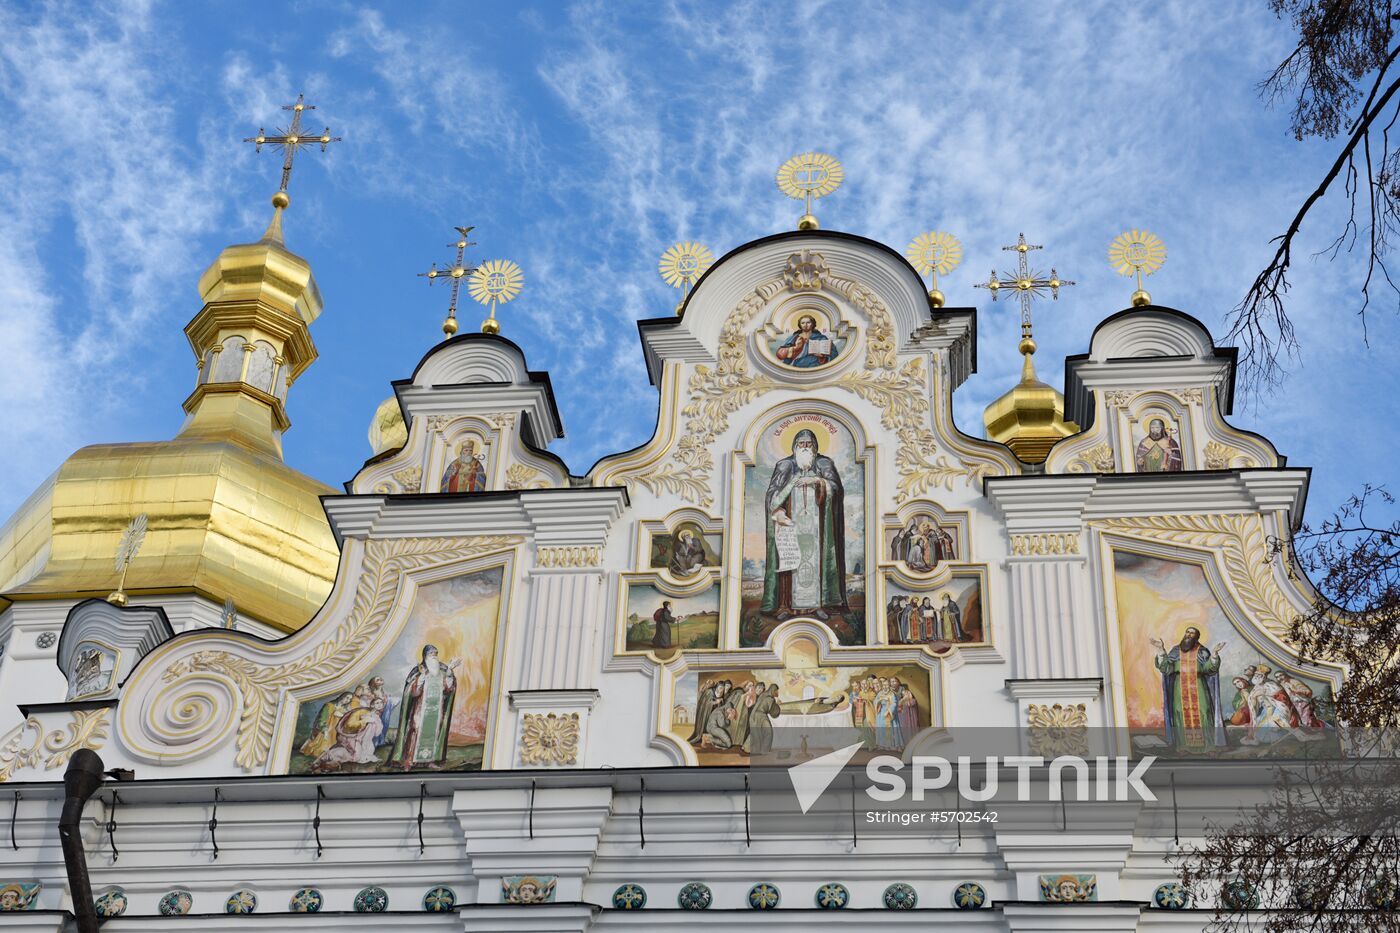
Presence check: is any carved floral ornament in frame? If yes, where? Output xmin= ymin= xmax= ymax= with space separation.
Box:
xmin=1011 ymin=533 xmax=1081 ymax=557
xmin=610 ymin=252 xmax=1001 ymax=508
xmin=133 ymin=536 xmax=523 ymax=770
xmin=519 ymin=712 xmax=580 ymax=766
xmin=1026 ymin=702 xmax=1088 ymax=728
xmin=1092 ymin=513 xmax=1308 ymax=642
xmin=536 ymin=545 xmax=603 ymax=568
xmin=0 ymin=709 xmax=110 ymax=783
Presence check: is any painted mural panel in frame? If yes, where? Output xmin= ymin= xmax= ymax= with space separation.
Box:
xmin=741 ymin=413 xmax=866 ymax=647
xmin=673 ymin=642 xmax=929 ymax=764
xmin=648 ymin=523 xmax=721 ymax=577
xmin=1114 ymin=552 xmax=1337 ymax=757
xmin=623 ymin=581 xmax=719 ymax=655
xmin=1131 ymin=416 xmax=1184 ymax=472
xmin=289 ymin=567 xmax=504 ymax=774
xmin=766 ymin=309 xmax=847 ymax=368
xmin=68 ymin=642 xmax=117 ymax=699
xmin=885 ymin=513 xmax=958 ymax=572
xmin=883 ymin=574 xmax=985 ymax=646
xmin=440 ymin=436 xmax=488 ymax=492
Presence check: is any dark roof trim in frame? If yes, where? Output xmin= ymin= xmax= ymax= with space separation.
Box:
xmin=1063 ymin=304 xmax=1240 ymax=431
xmin=398 ymin=332 xmax=564 ymax=439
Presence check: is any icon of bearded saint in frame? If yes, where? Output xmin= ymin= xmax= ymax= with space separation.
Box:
xmin=761 ymin=429 xmax=847 ymax=621
xmin=1135 ymin=418 xmax=1183 ymax=472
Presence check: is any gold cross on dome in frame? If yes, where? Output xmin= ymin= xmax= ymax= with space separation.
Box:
xmin=244 ymin=94 xmax=342 ymax=194
xmin=974 ymin=232 xmax=1075 ymax=338
xmin=419 ymin=226 xmax=479 ymax=336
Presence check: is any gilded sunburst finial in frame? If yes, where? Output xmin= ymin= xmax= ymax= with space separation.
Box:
xmin=905 ymin=231 xmax=964 ymax=308
xmin=658 ymin=242 xmax=714 ymax=316
xmin=776 ymin=152 xmax=843 ymax=230
xmin=469 ymin=259 xmax=524 ymax=334
xmin=1108 ymin=229 xmax=1167 ymax=307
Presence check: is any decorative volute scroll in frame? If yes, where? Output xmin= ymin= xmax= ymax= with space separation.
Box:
xmin=1048 ymin=307 xmax=1279 ymax=475
xmin=118 ymin=535 xmax=523 ymax=770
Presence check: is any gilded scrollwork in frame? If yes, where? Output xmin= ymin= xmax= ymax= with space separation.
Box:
xmin=1027 ymin=703 xmax=1089 ymax=758
xmin=519 ymin=712 xmax=580 ymax=766
xmin=1066 ymin=443 xmax=1115 ymax=473
xmin=1203 ymin=441 xmax=1240 ymax=470
xmin=1092 ymin=513 xmax=1301 ymax=640
xmin=1011 ymin=533 xmax=1082 ymax=556
xmin=1176 ymin=388 xmax=1204 ymax=405
xmin=536 ymin=545 xmax=603 ymax=568
xmin=783 ymin=249 xmax=827 ymax=291
xmin=0 ymin=709 xmax=110 ymax=783
xmin=158 ymin=535 xmax=522 ymax=769
xmin=391 ymin=466 xmax=422 ymax=493
xmin=504 ymin=463 xmax=548 ymax=490
xmin=1104 ymin=390 xmax=1134 ymax=408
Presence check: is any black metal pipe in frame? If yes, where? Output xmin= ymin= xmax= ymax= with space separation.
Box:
xmin=60 ymin=749 xmax=104 ymax=933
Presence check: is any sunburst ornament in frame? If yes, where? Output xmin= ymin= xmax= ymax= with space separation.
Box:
xmin=658 ymin=241 xmax=714 ymax=315
xmin=107 ymin=513 xmax=149 ymax=606
xmin=905 ymin=231 xmax=964 ymax=308
xmin=776 ymin=152 xmax=844 ymax=230
xmin=468 ymin=259 xmax=524 ymax=334
xmin=1108 ymin=229 xmax=1167 ymax=307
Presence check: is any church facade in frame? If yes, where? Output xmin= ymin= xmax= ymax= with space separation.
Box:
xmin=0 ymin=189 xmax=1342 ymax=930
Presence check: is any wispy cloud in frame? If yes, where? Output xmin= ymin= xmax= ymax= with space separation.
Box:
xmin=0 ymin=0 xmax=233 ymax=496
xmin=0 ymin=0 xmax=1390 ymax=527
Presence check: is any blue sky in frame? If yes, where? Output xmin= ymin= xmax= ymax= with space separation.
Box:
xmin=0 ymin=0 xmax=1393 ymax=530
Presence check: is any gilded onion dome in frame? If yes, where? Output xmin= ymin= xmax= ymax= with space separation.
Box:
xmin=0 ymin=197 xmax=339 ymax=633
xmin=368 ymin=397 xmax=408 ymax=456
xmin=983 ymin=331 xmax=1080 ymax=464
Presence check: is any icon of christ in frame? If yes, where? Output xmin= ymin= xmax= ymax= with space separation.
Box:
xmin=760 ymin=428 xmax=848 ymax=621
xmin=774 ymin=314 xmax=838 ymax=367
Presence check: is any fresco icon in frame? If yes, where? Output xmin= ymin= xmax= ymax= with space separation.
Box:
xmin=742 ymin=414 xmax=865 ymax=647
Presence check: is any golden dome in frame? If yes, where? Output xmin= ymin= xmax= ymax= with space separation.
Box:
xmin=368 ymin=397 xmax=408 ymax=455
xmin=0 ymin=198 xmax=339 ymax=633
xmin=983 ymin=334 xmax=1080 ymax=464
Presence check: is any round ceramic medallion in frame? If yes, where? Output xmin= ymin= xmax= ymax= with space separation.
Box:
xmin=158 ymin=890 xmax=193 ymax=916
xmin=1294 ymin=882 xmax=1325 ymax=910
xmin=1153 ymin=882 xmax=1189 ymax=910
xmin=815 ymin=882 xmax=849 ymax=909
xmin=422 ymin=886 xmax=456 ymax=912
xmin=354 ymin=886 xmax=389 ymax=913
xmin=35 ymin=632 xmax=56 ymax=649
xmin=1370 ymin=877 xmax=1400 ymax=910
xmin=747 ymin=882 xmax=780 ymax=910
xmin=289 ymin=888 xmax=323 ymax=912
xmin=883 ymin=882 xmax=917 ymax=909
xmin=1221 ymin=880 xmax=1259 ymax=911
xmin=952 ymin=881 xmax=988 ymax=909
xmin=94 ymin=889 xmax=127 ymax=918
xmin=224 ymin=890 xmax=257 ymax=914
xmin=676 ymin=882 xmax=712 ymax=910
xmin=612 ymin=883 xmax=646 ymax=910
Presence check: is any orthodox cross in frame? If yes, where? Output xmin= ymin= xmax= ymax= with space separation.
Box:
xmin=244 ymin=94 xmax=341 ymax=195
xmin=974 ymin=233 xmax=1074 ymax=339
xmin=419 ymin=226 xmax=479 ymax=336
